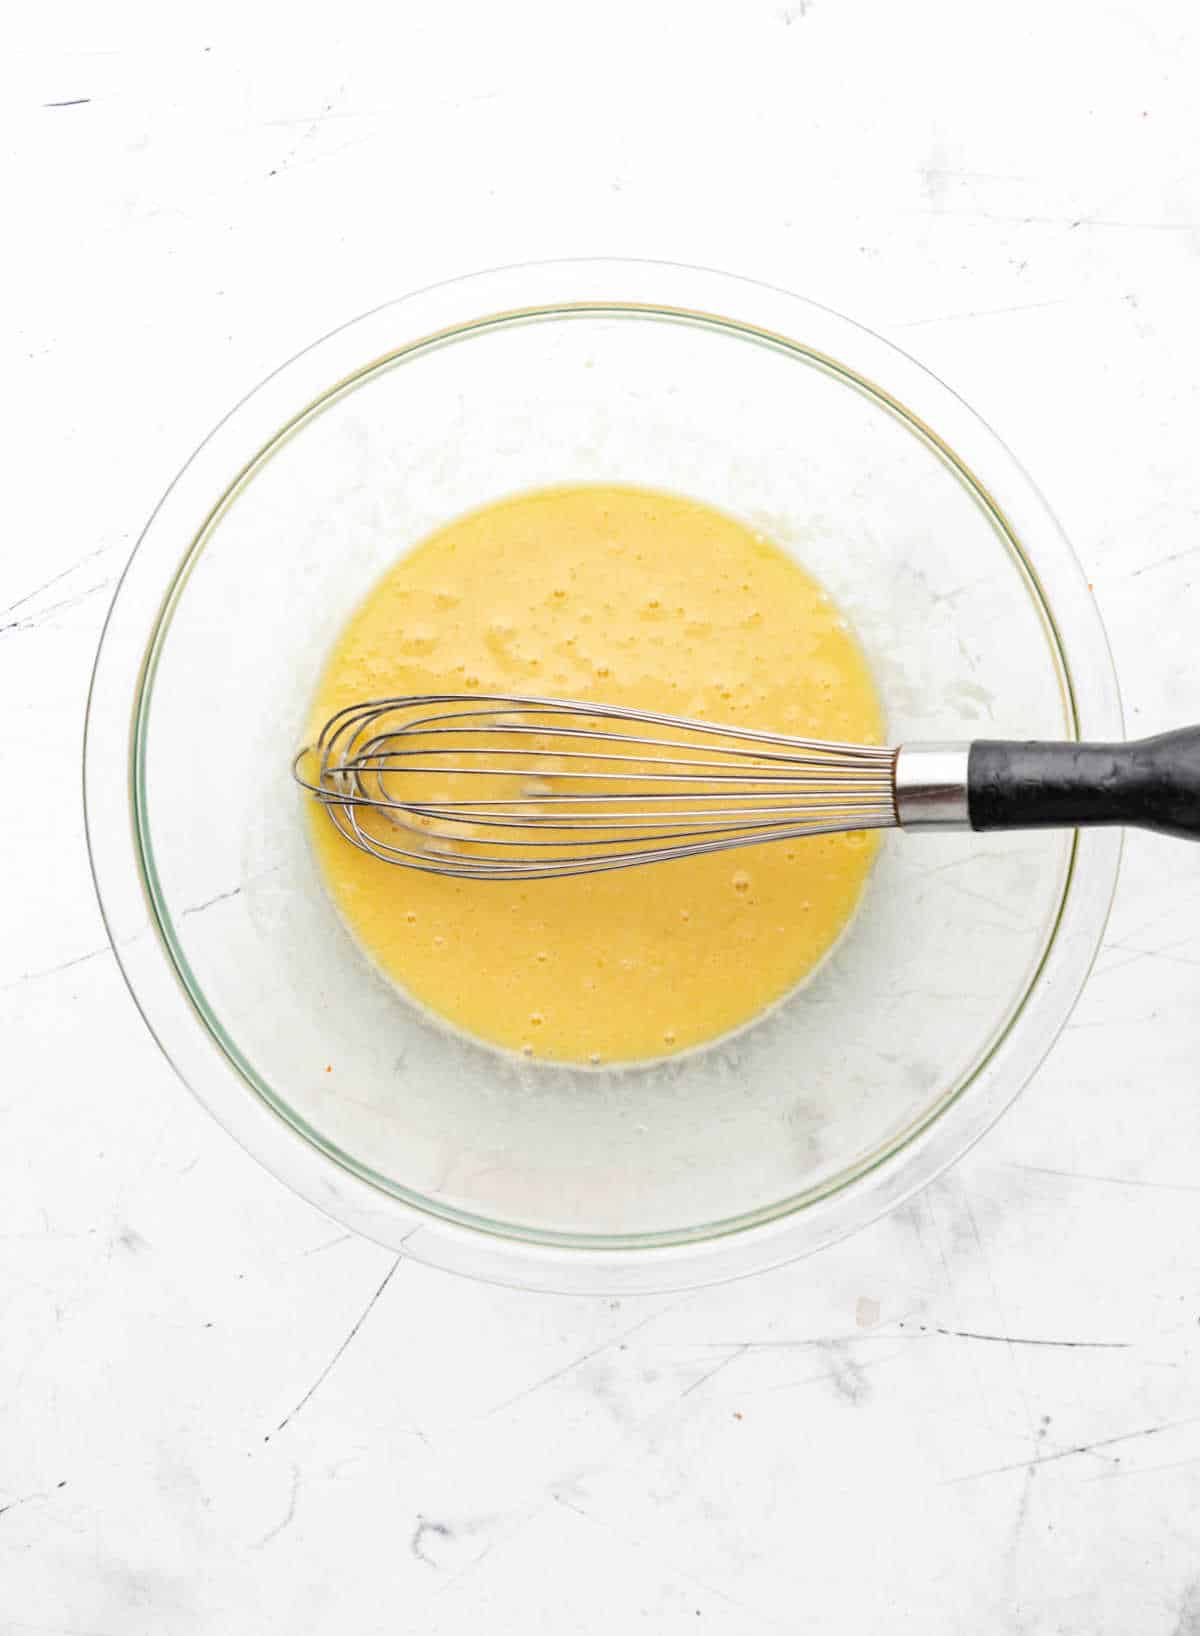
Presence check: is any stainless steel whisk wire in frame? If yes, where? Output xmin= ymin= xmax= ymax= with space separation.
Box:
xmin=293 ymin=694 xmax=901 ymax=881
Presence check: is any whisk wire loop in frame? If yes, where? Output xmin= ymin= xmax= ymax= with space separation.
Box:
xmin=294 ymin=694 xmax=898 ymax=880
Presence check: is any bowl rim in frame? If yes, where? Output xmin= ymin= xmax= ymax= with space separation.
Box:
xmin=84 ymin=257 xmax=1123 ymax=1293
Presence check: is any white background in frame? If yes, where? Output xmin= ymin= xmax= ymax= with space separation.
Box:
xmin=6 ymin=2 xmax=1200 ymax=1630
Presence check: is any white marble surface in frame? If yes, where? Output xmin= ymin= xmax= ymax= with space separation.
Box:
xmin=7 ymin=2 xmax=1200 ymax=1629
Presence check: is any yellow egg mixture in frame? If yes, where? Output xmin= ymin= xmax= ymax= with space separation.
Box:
xmin=307 ymin=485 xmax=884 ymax=1064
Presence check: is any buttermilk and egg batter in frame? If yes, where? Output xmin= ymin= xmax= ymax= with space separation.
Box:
xmin=306 ymin=484 xmax=883 ymax=1064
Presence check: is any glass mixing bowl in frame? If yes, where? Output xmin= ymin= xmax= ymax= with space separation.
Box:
xmin=85 ymin=261 xmax=1122 ymax=1292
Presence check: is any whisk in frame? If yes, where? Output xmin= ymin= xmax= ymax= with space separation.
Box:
xmin=294 ymin=694 xmax=1200 ymax=881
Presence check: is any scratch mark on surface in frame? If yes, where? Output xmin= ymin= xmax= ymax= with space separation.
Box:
xmin=906 ymin=207 xmax=1200 ymax=231
xmin=1006 ymin=1160 xmax=1200 ymax=1195
xmin=1005 ymin=1415 xmax=1050 ymax=1585
xmin=43 ymin=97 xmax=93 ymax=108
xmin=180 ymin=884 xmax=243 ymax=918
xmin=181 ymin=864 xmax=283 ymax=919
xmin=273 ymin=132 xmax=377 ymax=176
xmin=434 ymin=1539 xmax=498 ymax=1593
xmin=679 ymin=1344 xmax=750 ymax=1398
xmin=411 ymin=1516 xmax=452 ymax=1566
xmin=274 ymin=1257 xmax=400 ymax=1433
xmin=1066 ymin=1010 xmax=1162 ymax=1030
xmin=0 ymin=945 xmax=111 ymax=992
xmin=944 ymin=1414 xmax=1200 ymax=1484
xmin=265 ymin=98 xmax=378 ymax=180
xmin=1 ymin=544 xmax=114 ymax=617
xmin=961 ymin=1184 xmax=1035 ymax=1441
xmin=300 ymin=1233 xmax=354 ymax=1257
xmin=1129 ymin=545 xmax=1200 ymax=579
xmin=432 ymin=1537 xmax=500 ymax=1590
xmin=430 ymin=1503 xmax=551 ymax=1594
xmin=895 ymin=298 xmax=1068 ymax=328
xmin=1105 ymin=903 xmax=1183 ymax=946
xmin=909 ymin=1323 xmax=1129 ymax=1349
xmin=936 ymin=877 xmax=1025 ymax=917
xmin=260 ymin=109 xmax=364 ymax=127
xmin=252 ymin=1465 xmax=300 ymax=1548
xmin=682 ymin=1321 xmax=924 ymax=1351
xmin=1091 ymin=935 xmax=1200 ymax=978
xmin=923 ymin=1191 xmax=959 ymax=1321
xmin=918 ymin=854 xmax=991 ymax=878
xmin=747 ymin=1345 xmax=908 ymax=1398
xmin=486 ymin=1298 xmax=686 ymax=1416
xmin=487 ymin=1339 xmax=621 ymax=1414
xmin=0 ymin=578 xmax=116 ymax=636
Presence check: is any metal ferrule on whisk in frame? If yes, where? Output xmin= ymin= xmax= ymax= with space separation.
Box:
xmin=893 ymin=743 xmax=972 ymax=831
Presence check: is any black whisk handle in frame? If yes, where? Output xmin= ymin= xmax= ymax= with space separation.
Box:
xmin=968 ymin=728 xmax=1200 ymax=841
